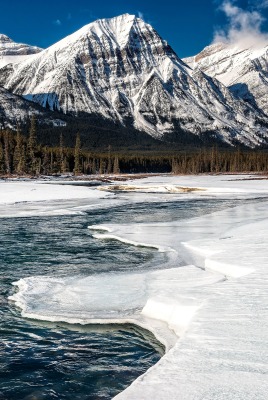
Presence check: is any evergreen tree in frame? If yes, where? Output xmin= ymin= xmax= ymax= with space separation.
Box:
xmin=28 ymin=115 xmax=38 ymax=174
xmin=113 ymin=156 xmax=120 ymax=174
xmin=17 ymin=143 xmax=26 ymax=175
xmin=36 ymin=157 xmax=42 ymax=175
xmin=50 ymin=149 xmax=57 ymax=174
xmin=13 ymin=125 xmax=23 ymax=174
xmin=74 ymin=133 xmax=81 ymax=175
xmin=107 ymin=145 xmax=112 ymax=174
xmin=0 ymin=139 xmax=4 ymax=174
xmin=99 ymin=158 xmax=105 ymax=174
xmin=171 ymin=158 xmax=179 ymax=174
xmin=59 ymin=133 xmax=67 ymax=173
xmin=3 ymin=131 xmax=11 ymax=174
xmin=92 ymin=158 xmax=97 ymax=174
xmin=42 ymin=147 xmax=50 ymax=175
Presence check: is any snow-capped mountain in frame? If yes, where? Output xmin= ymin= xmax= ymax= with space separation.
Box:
xmin=0 ymin=86 xmax=65 ymax=129
xmin=184 ymin=42 xmax=268 ymax=116
xmin=0 ymin=15 xmax=268 ymax=147
xmin=0 ymin=34 xmax=42 ymax=68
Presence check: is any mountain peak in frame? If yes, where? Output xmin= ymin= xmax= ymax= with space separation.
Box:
xmin=0 ymin=34 xmax=13 ymax=43
xmin=0 ymin=34 xmax=42 ymax=65
xmin=50 ymin=13 xmax=144 ymax=53
xmin=105 ymin=13 xmax=136 ymax=21
xmin=183 ymin=40 xmax=268 ymax=118
xmin=92 ymin=13 xmax=138 ymax=43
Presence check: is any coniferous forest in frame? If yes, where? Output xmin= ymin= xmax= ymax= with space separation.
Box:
xmin=1 ymin=116 xmax=268 ymax=177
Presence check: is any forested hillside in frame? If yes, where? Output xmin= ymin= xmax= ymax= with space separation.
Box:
xmin=1 ymin=116 xmax=268 ymax=176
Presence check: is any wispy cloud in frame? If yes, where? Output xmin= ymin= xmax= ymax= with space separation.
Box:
xmin=67 ymin=13 xmax=72 ymax=21
xmin=136 ymin=11 xmax=152 ymax=24
xmin=213 ymin=0 xmax=268 ymax=48
xmin=53 ymin=19 xmax=62 ymax=26
xmin=254 ymin=0 xmax=268 ymax=10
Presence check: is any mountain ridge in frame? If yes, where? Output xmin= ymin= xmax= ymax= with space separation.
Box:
xmin=184 ymin=42 xmax=268 ymax=115
xmin=1 ymin=15 xmax=268 ymax=148
xmin=0 ymin=34 xmax=42 ymax=68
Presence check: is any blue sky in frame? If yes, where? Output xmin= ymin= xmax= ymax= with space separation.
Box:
xmin=1 ymin=0 xmax=268 ymax=57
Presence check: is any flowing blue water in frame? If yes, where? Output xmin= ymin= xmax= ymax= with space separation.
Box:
xmin=0 ymin=196 xmax=249 ymax=399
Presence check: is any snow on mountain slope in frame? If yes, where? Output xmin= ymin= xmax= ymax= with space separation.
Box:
xmin=0 ymin=15 xmax=268 ymax=147
xmin=0 ymin=86 xmax=65 ymax=129
xmin=184 ymin=42 xmax=268 ymax=115
xmin=0 ymin=34 xmax=42 ymax=68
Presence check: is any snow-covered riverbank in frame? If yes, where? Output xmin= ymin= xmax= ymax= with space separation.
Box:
xmin=0 ymin=179 xmax=112 ymax=217
xmin=5 ymin=175 xmax=268 ymax=399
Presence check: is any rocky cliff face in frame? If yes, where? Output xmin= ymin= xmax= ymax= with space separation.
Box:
xmin=0 ymin=15 xmax=268 ymax=147
xmin=0 ymin=86 xmax=65 ymax=129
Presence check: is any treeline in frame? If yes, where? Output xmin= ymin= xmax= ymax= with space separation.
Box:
xmin=1 ymin=118 xmax=268 ymax=176
xmin=170 ymin=148 xmax=268 ymax=174
xmin=0 ymin=117 xmax=121 ymax=176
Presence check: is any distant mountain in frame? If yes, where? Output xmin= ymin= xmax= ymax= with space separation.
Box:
xmin=184 ymin=42 xmax=268 ymax=116
xmin=0 ymin=34 xmax=42 ymax=68
xmin=0 ymin=16 xmax=268 ymax=148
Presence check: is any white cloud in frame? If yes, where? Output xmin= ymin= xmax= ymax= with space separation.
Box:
xmin=53 ymin=19 xmax=62 ymax=26
xmin=137 ymin=11 xmax=144 ymax=20
xmin=213 ymin=0 xmax=268 ymax=48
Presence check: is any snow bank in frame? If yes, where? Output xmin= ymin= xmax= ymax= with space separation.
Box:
xmin=0 ymin=181 xmax=106 ymax=204
xmin=0 ymin=181 xmax=111 ymax=217
xmin=142 ymin=299 xmax=200 ymax=336
xmin=104 ymin=174 xmax=268 ymax=197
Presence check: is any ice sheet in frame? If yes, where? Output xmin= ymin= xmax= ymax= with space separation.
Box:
xmin=9 ymin=266 xmax=223 ymax=350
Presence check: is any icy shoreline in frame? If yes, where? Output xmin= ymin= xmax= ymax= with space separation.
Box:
xmin=4 ymin=175 xmax=268 ymax=399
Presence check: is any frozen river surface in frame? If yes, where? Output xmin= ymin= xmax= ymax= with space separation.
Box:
xmin=1 ymin=175 xmax=268 ymax=399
